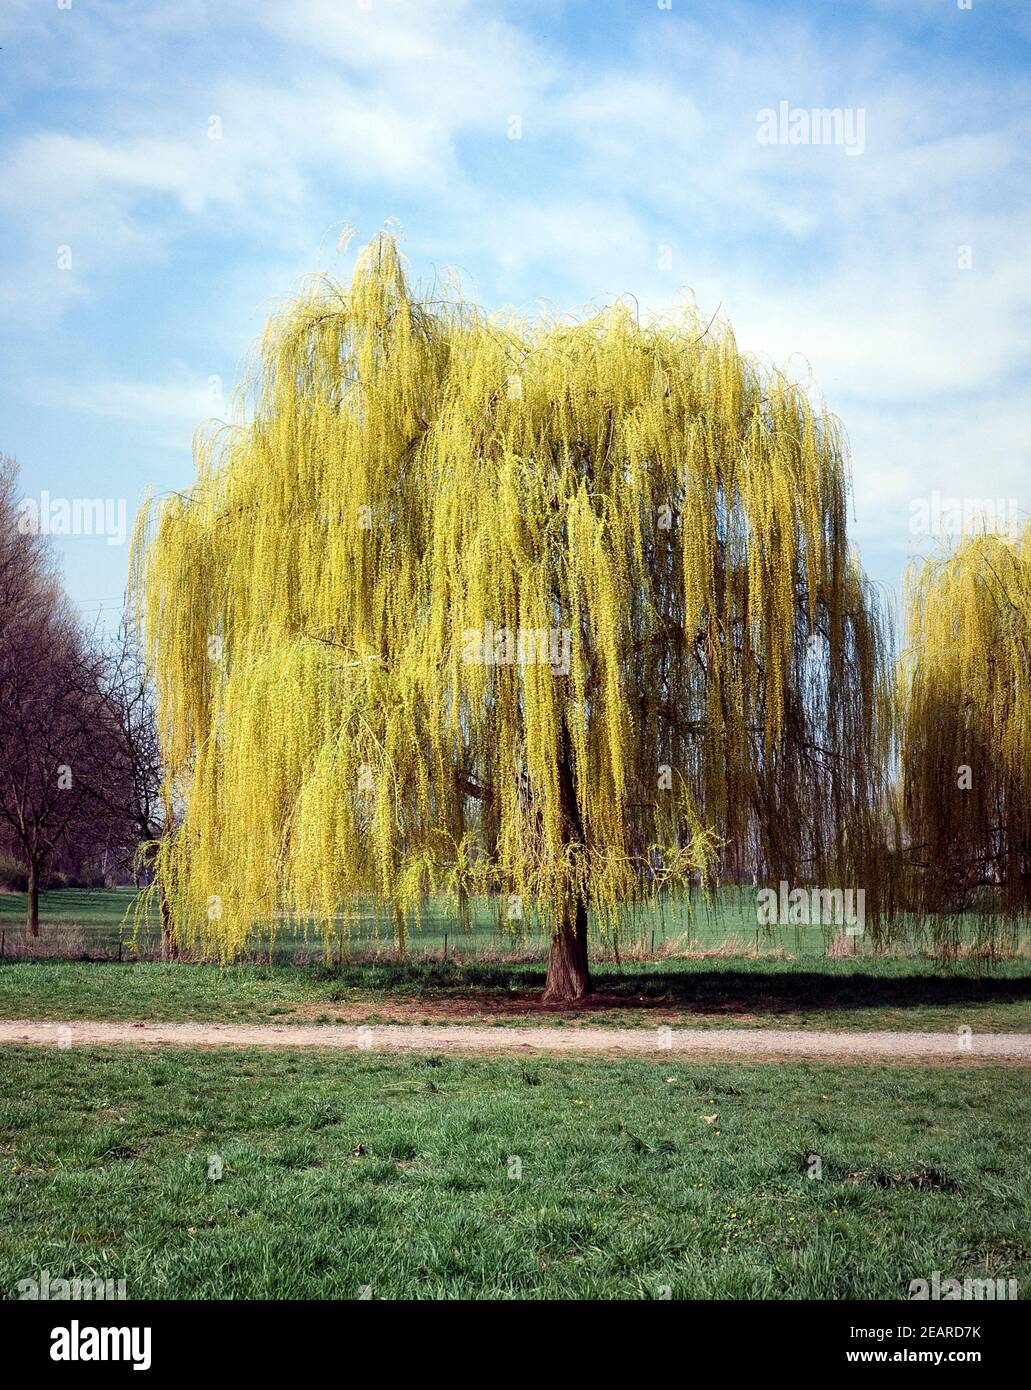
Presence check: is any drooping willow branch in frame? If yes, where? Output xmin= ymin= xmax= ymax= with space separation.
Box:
xmin=898 ymin=526 xmax=1031 ymax=948
xmin=130 ymin=233 xmax=891 ymax=961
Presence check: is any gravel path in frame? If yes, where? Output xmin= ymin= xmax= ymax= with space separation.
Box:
xmin=1 ymin=1019 xmax=1029 ymax=1060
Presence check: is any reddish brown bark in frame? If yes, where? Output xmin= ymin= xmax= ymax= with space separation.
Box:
xmin=542 ymin=896 xmax=590 ymax=1003
xmin=543 ymin=736 xmax=591 ymax=1003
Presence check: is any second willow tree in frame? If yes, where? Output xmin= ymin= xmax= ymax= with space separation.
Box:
xmin=132 ymin=235 xmax=890 ymax=1001
xmin=899 ymin=525 xmax=1031 ymax=945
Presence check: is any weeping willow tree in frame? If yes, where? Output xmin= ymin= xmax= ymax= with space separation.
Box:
xmin=131 ymin=234 xmax=891 ymax=1001
xmin=899 ymin=524 xmax=1031 ymax=947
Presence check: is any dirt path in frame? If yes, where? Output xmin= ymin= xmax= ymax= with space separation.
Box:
xmin=1 ymin=1019 xmax=1029 ymax=1061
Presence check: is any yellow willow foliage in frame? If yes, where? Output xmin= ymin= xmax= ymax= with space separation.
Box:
xmin=130 ymin=234 xmax=890 ymax=960
xmin=899 ymin=524 xmax=1031 ymax=947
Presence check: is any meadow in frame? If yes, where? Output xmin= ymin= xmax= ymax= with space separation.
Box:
xmin=1 ymin=889 xmax=1030 ymax=1033
xmin=2 ymin=1048 xmax=1028 ymax=1300
xmin=2 ymin=885 xmax=1028 ymax=965
xmin=0 ymin=885 xmax=822 ymax=959
xmin=3 ymin=888 xmax=1029 ymax=1302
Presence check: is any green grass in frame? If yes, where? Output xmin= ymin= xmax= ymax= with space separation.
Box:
xmin=3 ymin=888 xmax=1028 ymax=1033
xmin=0 ymin=889 xmax=143 ymax=931
xmin=0 ymin=887 xmax=552 ymax=956
xmin=1 ymin=956 xmax=1029 ymax=1031
xmin=0 ymin=885 xmax=970 ymax=958
xmin=0 ymin=1048 xmax=1027 ymax=1299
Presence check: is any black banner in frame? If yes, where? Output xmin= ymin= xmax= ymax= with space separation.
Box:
xmin=0 ymin=1298 xmax=1021 ymax=1373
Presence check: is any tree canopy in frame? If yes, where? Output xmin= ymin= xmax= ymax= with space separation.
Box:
xmin=132 ymin=234 xmax=892 ymax=998
xmin=899 ymin=523 xmax=1031 ymax=947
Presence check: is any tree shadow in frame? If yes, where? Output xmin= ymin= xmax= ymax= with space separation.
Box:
xmin=570 ymin=969 xmax=1031 ymax=1017
xmin=306 ymin=959 xmax=1031 ymax=1017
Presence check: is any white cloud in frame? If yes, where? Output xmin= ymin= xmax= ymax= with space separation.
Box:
xmin=29 ymin=370 xmax=231 ymax=455
xmin=1 ymin=0 xmax=1028 ymax=600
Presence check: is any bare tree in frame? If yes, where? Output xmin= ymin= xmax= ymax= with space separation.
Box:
xmin=0 ymin=457 xmax=132 ymax=932
xmin=93 ymin=621 xmax=181 ymax=955
xmin=93 ymin=622 xmax=167 ymax=873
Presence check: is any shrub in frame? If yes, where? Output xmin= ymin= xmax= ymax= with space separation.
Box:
xmin=0 ymin=853 xmax=28 ymax=893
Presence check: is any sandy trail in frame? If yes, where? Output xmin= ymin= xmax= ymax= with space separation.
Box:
xmin=1 ymin=1019 xmax=1028 ymax=1061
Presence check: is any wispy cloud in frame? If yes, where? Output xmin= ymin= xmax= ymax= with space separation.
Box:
xmin=0 ymin=0 xmax=1028 ymax=606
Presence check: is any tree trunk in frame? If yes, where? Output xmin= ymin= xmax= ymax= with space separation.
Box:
xmin=543 ymin=895 xmax=590 ymax=1003
xmin=27 ymin=862 xmax=40 ymax=937
xmin=456 ymin=882 xmax=471 ymax=933
xmin=159 ymin=883 xmax=178 ymax=961
xmin=543 ymin=738 xmax=591 ymax=1003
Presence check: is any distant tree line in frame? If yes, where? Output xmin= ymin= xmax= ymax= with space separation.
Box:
xmin=0 ymin=456 xmax=167 ymax=934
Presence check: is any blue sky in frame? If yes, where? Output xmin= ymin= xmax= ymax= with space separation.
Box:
xmin=1 ymin=0 xmax=1029 ymax=627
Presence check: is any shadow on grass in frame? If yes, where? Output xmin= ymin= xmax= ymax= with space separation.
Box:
xmin=304 ymin=959 xmax=1031 ymax=1017
xmin=1 ymin=953 xmax=1029 ymax=1019
xmin=583 ymin=969 xmax=1031 ymax=1017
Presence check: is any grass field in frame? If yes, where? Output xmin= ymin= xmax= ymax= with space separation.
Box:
xmin=2 ymin=889 xmax=1029 ymax=1033
xmin=2 ymin=956 xmax=1030 ymax=1032
xmin=3 ymin=889 xmax=1028 ymax=1303
xmin=3 ymin=885 xmax=1003 ymax=960
xmin=1 ymin=1049 xmax=1028 ymax=1300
